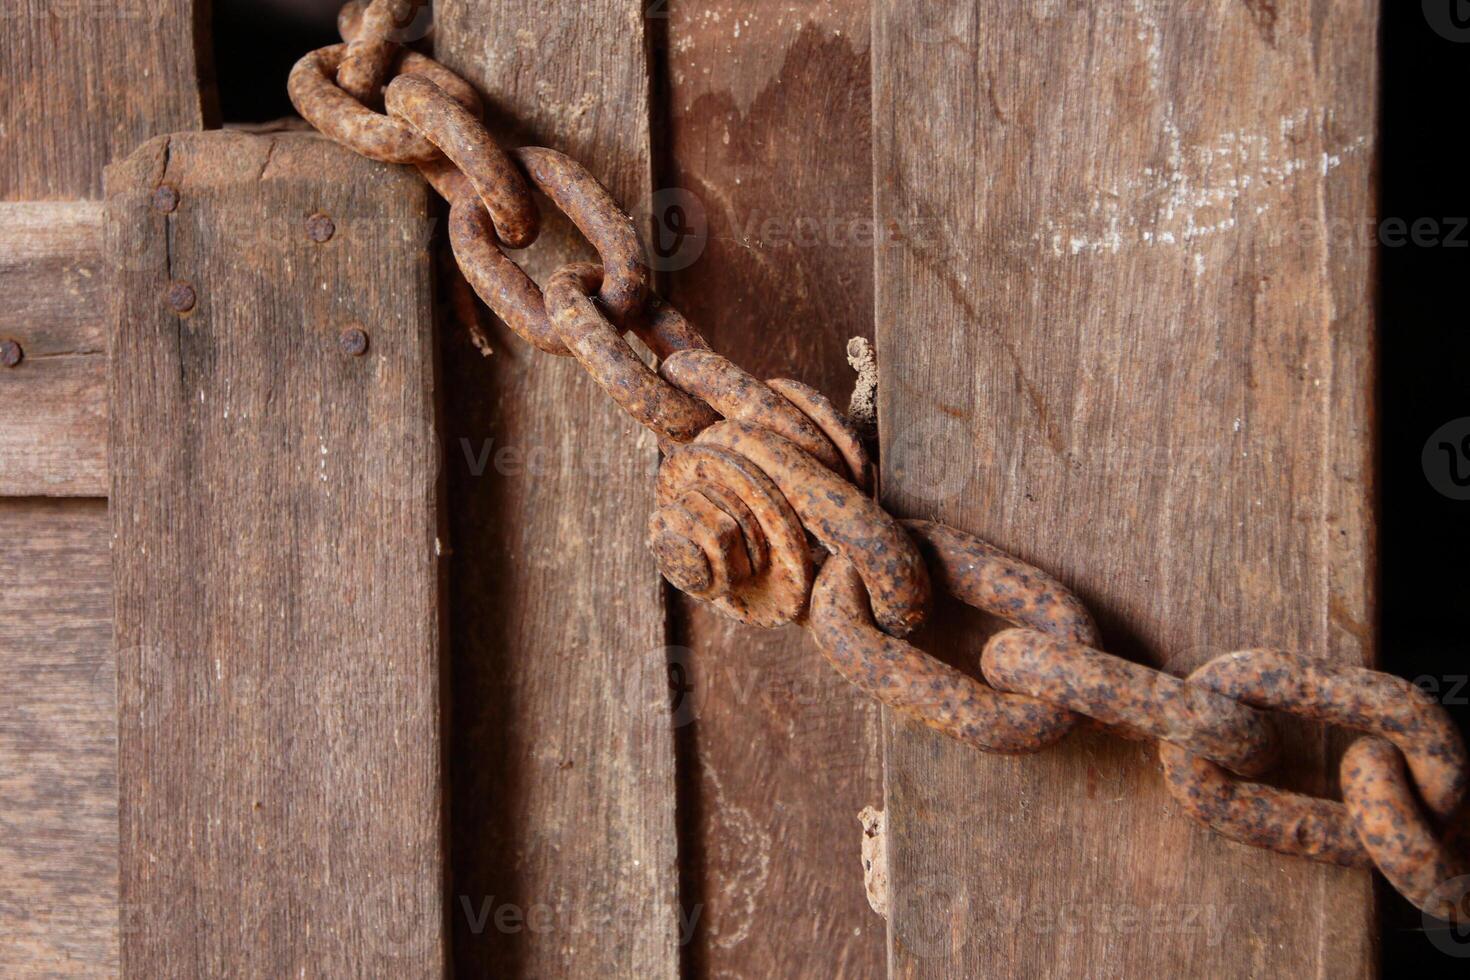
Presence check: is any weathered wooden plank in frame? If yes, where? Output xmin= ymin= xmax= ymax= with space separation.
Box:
xmin=435 ymin=3 xmax=682 ymax=975
xmin=0 ymin=0 xmax=210 ymax=200
xmin=0 ymin=203 xmax=108 ymax=496
xmin=661 ymin=1 xmax=886 ymax=974
xmin=1 ymin=4 xmax=206 ymax=976
xmin=873 ymin=1 xmax=1376 ymax=976
xmin=0 ymin=499 xmax=116 ymax=977
xmin=107 ymin=131 xmax=444 ymax=977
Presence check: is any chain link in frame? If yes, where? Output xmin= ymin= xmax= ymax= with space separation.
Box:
xmin=287 ymin=6 xmax=1469 ymax=923
xmin=335 ymin=0 xmax=427 ymax=106
xmin=545 ymin=263 xmax=718 ymax=445
xmin=660 ymin=350 xmax=850 ymax=477
xmin=386 ymin=73 xmax=539 ymax=247
xmin=653 ymin=441 xmax=812 ymax=627
xmin=983 ymin=629 xmax=1282 ymax=776
xmin=289 ymin=44 xmax=480 ymax=164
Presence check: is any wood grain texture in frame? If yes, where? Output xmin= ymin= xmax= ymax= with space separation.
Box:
xmin=661 ymin=1 xmax=886 ymax=974
xmin=872 ymin=1 xmax=1377 ymax=976
xmin=1 ymin=4 xmax=207 ymax=975
xmin=436 ymin=3 xmax=683 ymax=975
xmin=0 ymin=499 xmax=116 ymax=977
xmin=0 ymin=0 xmax=210 ymax=199
xmin=107 ymin=131 xmax=444 ymax=977
xmin=0 ymin=203 xmax=108 ymax=496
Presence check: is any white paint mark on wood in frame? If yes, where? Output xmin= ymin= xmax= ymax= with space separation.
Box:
xmin=1040 ymin=121 xmax=1367 ymax=259
xmin=702 ymin=761 xmax=772 ymax=950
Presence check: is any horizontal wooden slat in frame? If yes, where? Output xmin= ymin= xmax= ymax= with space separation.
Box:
xmin=0 ymin=498 xmax=116 ymax=976
xmin=0 ymin=202 xmax=108 ymax=497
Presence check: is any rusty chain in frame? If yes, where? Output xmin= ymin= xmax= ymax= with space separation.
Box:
xmin=288 ymin=0 xmax=1470 ymax=924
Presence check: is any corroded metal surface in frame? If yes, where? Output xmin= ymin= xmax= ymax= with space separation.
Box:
xmin=305 ymin=212 xmax=336 ymax=242
xmin=334 ymin=0 xmax=405 ymax=105
xmin=1342 ymin=736 xmax=1468 ymax=920
xmin=441 ymin=145 xmax=655 ymax=354
xmin=385 ymin=74 xmax=538 ymax=248
xmin=1159 ymin=648 xmax=1468 ymax=883
xmin=336 ymin=0 xmax=367 ymax=42
xmin=660 ymin=350 xmax=845 ymax=475
xmin=766 ymin=378 xmax=872 ymax=491
xmin=288 ymin=7 xmax=1470 ymax=919
xmin=696 ymin=481 xmax=769 ymax=578
xmin=982 ymin=629 xmax=1278 ymax=776
xmin=165 ymin=282 xmax=196 ymax=314
xmin=654 ymin=445 xmax=811 ymax=627
xmin=152 ymin=184 xmax=180 ymax=213
xmin=513 ymin=147 xmax=650 ymax=327
xmin=544 ymin=263 xmax=718 ymax=444
xmin=635 ymin=297 xmax=710 ymax=361
xmin=287 ymin=44 xmax=480 ymax=164
xmin=414 ymin=155 xmax=470 ymax=203
xmin=694 ymin=420 xmax=929 ymax=637
xmin=1178 ymin=649 xmax=1467 ymax=819
xmin=648 ymin=489 xmax=755 ymax=600
xmin=903 ymin=519 xmax=1097 ymax=645
xmin=338 ymin=326 xmax=369 ymax=357
xmin=1158 ymin=740 xmax=1372 ymax=867
xmin=809 ymin=556 xmax=1076 ymax=753
xmin=448 ymin=198 xmax=565 ymax=354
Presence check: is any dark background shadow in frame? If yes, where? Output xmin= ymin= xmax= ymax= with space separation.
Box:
xmin=212 ymin=0 xmax=340 ymax=122
xmin=1379 ymin=2 xmax=1470 ymax=972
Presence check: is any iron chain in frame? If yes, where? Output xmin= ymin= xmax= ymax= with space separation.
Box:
xmin=288 ymin=0 xmax=1470 ymax=923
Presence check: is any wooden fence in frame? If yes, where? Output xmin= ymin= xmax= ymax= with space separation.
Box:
xmin=0 ymin=1 xmax=1378 ymax=976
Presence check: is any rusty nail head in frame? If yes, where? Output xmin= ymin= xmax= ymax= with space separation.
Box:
xmin=0 ymin=339 xmax=22 ymax=368
xmin=306 ymin=212 xmax=336 ymax=242
xmin=339 ymin=326 xmax=369 ymax=356
xmin=165 ymin=282 xmax=196 ymax=313
xmin=152 ymin=184 xmax=180 ymax=213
